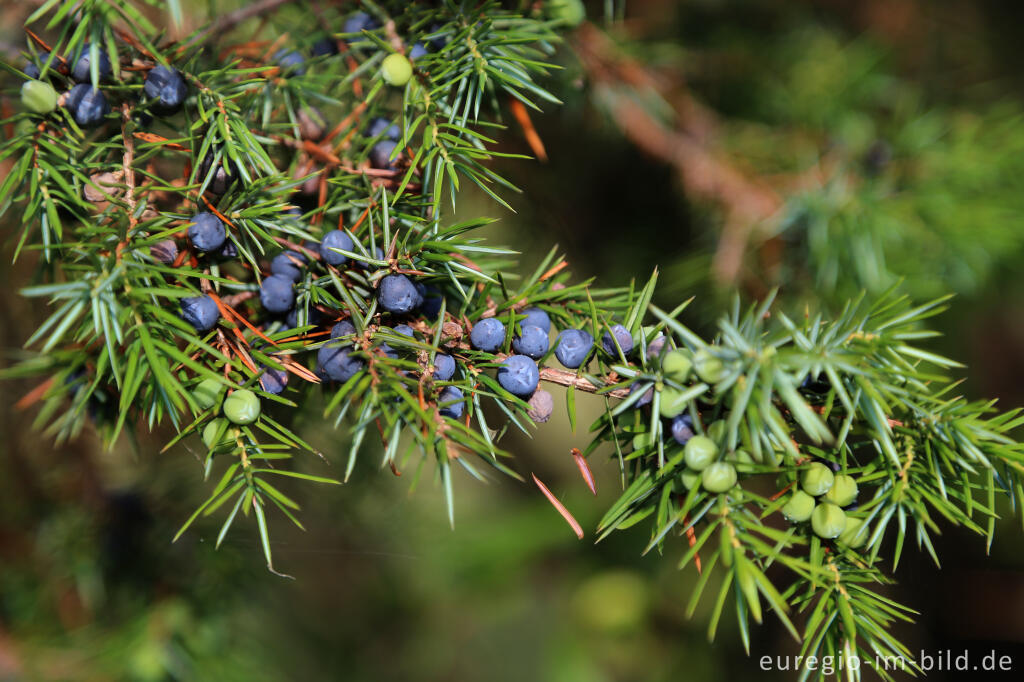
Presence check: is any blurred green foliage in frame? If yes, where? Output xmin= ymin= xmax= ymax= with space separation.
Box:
xmin=4 ymin=0 xmax=1024 ymax=680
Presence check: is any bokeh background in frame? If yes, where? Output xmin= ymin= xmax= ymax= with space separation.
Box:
xmin=4 ymin=0 xmax=1024 ymax=679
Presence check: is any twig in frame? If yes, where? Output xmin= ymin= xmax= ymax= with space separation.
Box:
xmin=539 ymin=366 xmax=630 ymax=399
xmin=573 ymin=24 xmax=782 ymax=286
xmin=182 ymin=0 xmax=297 ymax=50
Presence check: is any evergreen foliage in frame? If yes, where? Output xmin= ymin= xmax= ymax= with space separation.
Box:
xmin=2 ymin=1 xmax=1023 ymax=679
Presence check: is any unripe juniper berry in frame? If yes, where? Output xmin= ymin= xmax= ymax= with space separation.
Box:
xmin=224 ymin=389 xmax=261 ymax=425
xmin=528 ymin=389 xmax=555 ymax=423
xmin=21 ymin=80 xmax=58 ymax=114
xmin=782 ymin=491 xmax=816 ymax=522
xmin=259 ymin=366 xmax=288 ymax=395
xmin=701 ymin=462 xmax=737 ymax=493
xmin=433 ymin=353 xmax=456 ymax=381
xmin=497 ymin=354 xmax=539 ymax=398
xmin=670 ymin=414 xmax=695 ymax=445
xmin=512 ymin=325 xmax=549 ymax=359
xmin=684 ymin=435 xmax=718 ymax=471
xmin=271 ymin=251 xmax=306 ymax=281
xmin=193 ymin=378 xmax=224 ymax=410
xmin=369 ymin=140 xmax=398 ymax=170
xmin=801 ymin=463 xmax=835 ymax=497
xmin=377 ymin=274 xmax=419 ymax=314
xmin=554 ymin=329 xmax=593 ymax=369
xmin=71 ymin=44 xmax=112 ymax=83
xmin=274 ymin=49 xmax=306 ymax=76
xmin=824 ymin=474 xmax=858 ymax=507
xmin=470 ymin=317 xmax=505 ymax=352
xmin=260 ymin=275 xmax=295 ymax=314
xmin=330 ymin=320 xmax=356 ymax=339
xmin=203 ymin=419 xmax=234 ymax=453
xmin=367 ymin=117 xmax=401 ymax=140
xmin=320 ymin=229 xmax=353 ymax=266
xmin=658 ymin=386 xmax=688 ymax=418
xmin=521 ymin=307 xmax=551 ymax=333
xmin=438 ymin=386 xmax=464 ymax=418
xmin=180 ymin=295 xmax=219 ymax=332
xmin=601 ymin=323 xmax=634 ymax=356
xmin=381 ymin=53 xmax=413 ymax=86
xmin=151 ymin=240 xmax=178 ymax=264
xmin=187 ymin=212 xmax=225 ymax=252
xmin=811 ymin=503 xmax=847 ymax=539
xmin=317 ymin=343 xmax=363 ymax=382
xmin=837 ymin=517 xmax=868 ymax=548
xmin=65 ymin=84 xmax=109 ymax=127
xmin=661 ymin=349 xmax=692 ymax=383
xmin=143 ymin=66 xmax=187 ymax=114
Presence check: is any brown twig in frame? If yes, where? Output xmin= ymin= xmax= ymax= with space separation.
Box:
xmin=538 ymin=366 xmax=630 ymax=399
xmin=182 ymin=0 xmax=297 ymax=51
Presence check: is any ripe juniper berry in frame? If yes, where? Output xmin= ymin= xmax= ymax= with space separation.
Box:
xmin=497 ymin=354 xmax=539 ymax=397
xmin=470 ymin=317 xmax=505 ymax=352
xmin=65 ymin=84 xmax=109 ymax=127
xmin=271 ymin=251 xmax=306 ymax=281
xmin=143 ymin=66 xmax=187 ymax=114
xmin=512 ymin=325 xmax=549 ymax=359
xmin=554 ymin=328 xmax=593 ymax=369
xmin=260 ymin=275 xmax=295 ymax=314
xmin=71 ymin=44 xmax=112 ymax=83
xmin=438 ymin=386 xmax=464 ymax=418
xmin=187 ymin=212 xmax=225 ymax=252
xmin=433 ymin=354 xmax=456 ymax=381
xmin=377 ymin=274 xmax=419 ymax=314
xmin=180 ymin=295 xmax=219 ymax=333
xmin=601 ymin=323 xmax=633 ymax=356
xmin=320 ymin=229 xmax=353 ymax=266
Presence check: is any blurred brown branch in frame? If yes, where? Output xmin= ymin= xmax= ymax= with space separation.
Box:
xmin=573 ymin=24 xmax=783 ymax=287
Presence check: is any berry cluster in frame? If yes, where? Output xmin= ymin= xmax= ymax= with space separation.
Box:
xmin=782 ymin=463 xmax=867 ymax=547
xmin=20 ymin=42 xmax=187 ymax=127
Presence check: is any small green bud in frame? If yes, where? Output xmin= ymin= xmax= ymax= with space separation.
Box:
xmin=781 ymin=490 xmax=815 ymax=522
xmin=706 ymin=420 xmax=726 ymax=443
xmin=658 ymin=385 xmax=689 ymax=418
xmin=680 ymin=468 xmax=701 ymax=490
xmin=202 ymin=418 xmax=235 ymax=453
xmin=21 ymin=80 xmax=58 ymax=114
xmin=223 ymin=388 xmax=260 ymax=425
xmin=701 ymin=462 xmax=737 ymax=493
xmin=693 ymin=348 xmax=726 ymax=383
xmin=661 ymin=349 xmax=692 ymax=383
xmin=837 ymin=516 xmax=869 ymax=549
xmin=381 ymin=53 xmax=413 ymax=86
xmin=193 ymin=378 xmax=224 ymax=411
xmin=683 ymin=435 xmax=718 ymax=471
xmin=811 ymin=503 xmax=847 ymax=539
xmin=823 ymin=474 xmax=858 ymax=507
xmin=801 ymin=462 xmax=835 ymax=496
